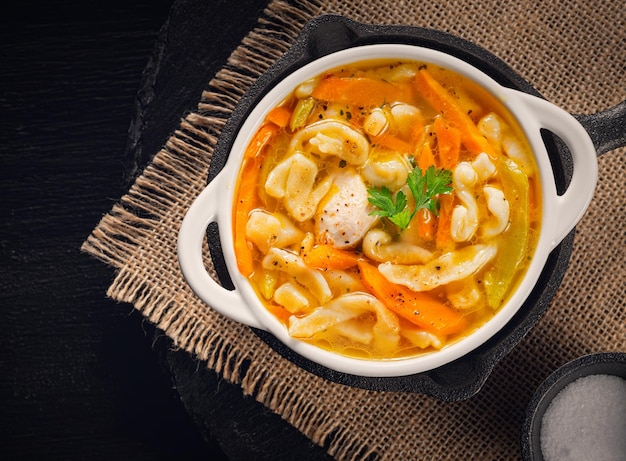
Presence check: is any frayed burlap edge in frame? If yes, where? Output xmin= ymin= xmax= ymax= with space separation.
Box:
xmin=81 ymin=1 xmax=381 ymax=460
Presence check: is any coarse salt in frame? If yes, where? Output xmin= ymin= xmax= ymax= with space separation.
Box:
xmin=540 ymin=373 xmax=626 ymax=461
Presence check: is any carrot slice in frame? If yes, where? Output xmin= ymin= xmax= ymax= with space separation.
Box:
xmin=234 ymin=123 xmax=279 ymax=276
xmin=266 ymin=105 xmax=292 ymax=128
xmin=433 ymin=116 xmax=461 ymax=169
xmin=312 ymin=77 xmax=414 ymax=107
xmin=416 ymin=208 xmax=436 ymax=241
xmin=358 ymin=260 xmax=466 ymax=335
xmin=243 ymin=123 xmax=280 ymax=160
xmin=415 ymin=69 xmax=495 ymax=158
xmin=233 ymin=158 xmax=261 ymax=276
xmin=417 ymin=141 xmax=437 ymax=170
xmin=303 ymin=244 xmax=361 ymax=271
xmin=265 ymin=302 xmax=292 ymax=324
xmin=372 ymin=133 xmax=412 ymax=154
xmin=435 ymin=194 xmax=454 ymax=250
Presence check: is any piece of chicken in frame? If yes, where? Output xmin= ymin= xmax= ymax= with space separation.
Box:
xmin=315 ymin=169 xmax=378 ymax=249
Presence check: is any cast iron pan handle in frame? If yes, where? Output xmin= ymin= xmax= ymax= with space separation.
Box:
xmin=575 ymin=100 xmax=626 ymax=157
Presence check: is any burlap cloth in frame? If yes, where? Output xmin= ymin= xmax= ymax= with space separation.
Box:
xmin=82 ymin=0 xmax=625 ymax=459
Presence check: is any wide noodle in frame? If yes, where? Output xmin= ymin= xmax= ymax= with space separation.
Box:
xmin=233 ymin=60 xmax=541 ymax=360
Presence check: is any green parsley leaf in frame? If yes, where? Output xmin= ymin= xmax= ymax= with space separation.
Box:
xmin=367 ymin=187 xmax=415 ymax=230
xmin=407 ymin=165 xmax=453 ymax=216
xmin=368 ymin=165 xmax=453 ymax=230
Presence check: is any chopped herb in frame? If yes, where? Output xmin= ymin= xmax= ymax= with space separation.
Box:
xmin=367 ymin=186 xmax=414 ymax=230
xmin=368 ymin=165 xmax=453 ymax=230
xmin=407 ymin=165 xmax=454 ymax=216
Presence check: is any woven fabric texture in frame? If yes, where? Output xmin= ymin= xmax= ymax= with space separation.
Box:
xmin=82 ymin=0 xmax=625 ymax=459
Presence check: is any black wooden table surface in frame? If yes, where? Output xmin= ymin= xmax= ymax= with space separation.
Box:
xmin=2 ymin=1 xmax=331 ymax=459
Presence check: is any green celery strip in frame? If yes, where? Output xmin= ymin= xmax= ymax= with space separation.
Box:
xmin=290 ymin=97 xmax=315 ymax=131
xmin=484 ymin=158 xmax=531 ymax=309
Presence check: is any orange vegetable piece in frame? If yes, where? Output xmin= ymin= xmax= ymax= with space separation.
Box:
xmin=435 ymin=194 xmax=455 ymax=250
xmin=416 ymin=208 xmax=436 ymax=241
xmin=358 ymin=260 xmax=467 ymax=335
xmin=372 ymin=133 xmax=412 ymax=154
xmin=433 ymin=116 xmax=461 ymax=169
xmin=409 ymin=122 xmax=426 ymax=158
xmin=415 ymin=69 xmax=495 ymax=158
xmin=266 ymin=302 xmax=292 ymax=324
xmin=266 ymin=105 xmax=292 ymax=128
xmin=243 ymin=123 xmax=280 ymax=160
xmin=417 ymin=141 xmax=437 ymax=170
xmin=233 ymin=158 xmax=261 ymax=276
xmin=312 ymin=77 xmax=414 ymax=107
xmin=303 ymin=244 xmax=361 ymax=270
xmin=234 ymin=123 xmax=279 ymax=276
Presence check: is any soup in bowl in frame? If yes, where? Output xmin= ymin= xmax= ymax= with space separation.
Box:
xmin=178 ymin=44 xmax=597 ymax=378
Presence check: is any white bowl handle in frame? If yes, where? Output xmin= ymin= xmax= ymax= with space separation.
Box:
xmin=514 ymin=91 xmax=598 ymax=248
xmin=177 ymin=173 xmax=264 ymax=329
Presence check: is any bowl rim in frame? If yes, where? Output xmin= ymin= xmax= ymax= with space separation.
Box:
xmin=189 ymin=16 xmax=584 ymax=397
xmin=214 ymin=43 xmax=569 ymax=377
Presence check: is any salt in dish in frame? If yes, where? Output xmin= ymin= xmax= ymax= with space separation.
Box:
xmin=521 ymin=352 xmax=626 ymax=461
xmin=540 ymin=373 xmax=626 ymax=461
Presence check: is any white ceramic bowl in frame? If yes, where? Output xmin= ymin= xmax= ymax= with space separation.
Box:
xmin=178 ymin=44 xmax=597 ymax=378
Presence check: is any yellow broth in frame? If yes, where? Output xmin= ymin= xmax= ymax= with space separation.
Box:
xmin=233 ymin=60 xmax=541 ymax=360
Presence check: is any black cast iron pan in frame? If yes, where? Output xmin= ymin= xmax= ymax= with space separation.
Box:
xmin=205 ymin=15 xmax=625 ymax=401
